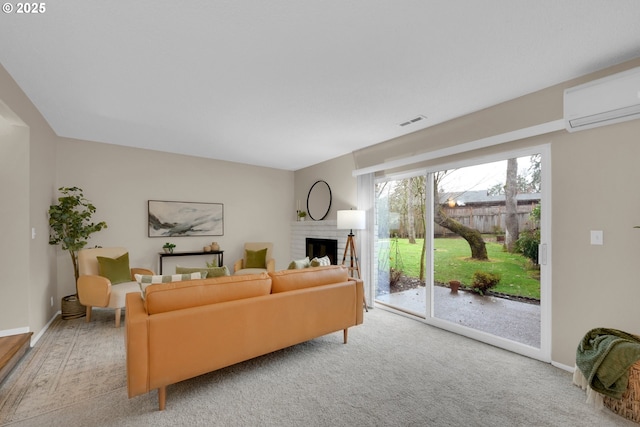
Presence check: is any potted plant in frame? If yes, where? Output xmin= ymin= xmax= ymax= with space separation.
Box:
xmin=297 ymin=211 xmax=307 ymax=221
xmin=449 ymin=280 xmax=461 ymax=294
xmin=48 ymin=187 xmax=107 ymax=319
xmin=163 ymin=242 xmax=176 ymax=253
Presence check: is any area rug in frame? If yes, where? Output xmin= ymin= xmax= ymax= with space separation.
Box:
xmin=0 ymin=310 xmax=126 ymax=424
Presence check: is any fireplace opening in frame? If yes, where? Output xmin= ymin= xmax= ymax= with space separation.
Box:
xmin=306 ymin=238 xmax=338 ymax=265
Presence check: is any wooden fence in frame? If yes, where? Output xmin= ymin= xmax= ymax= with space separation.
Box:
xmin=435 ymin=204 xmax=537 ymax=236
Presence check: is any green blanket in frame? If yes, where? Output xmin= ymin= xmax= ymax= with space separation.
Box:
xmin=576 ymin=327 xmax=640 ymax=399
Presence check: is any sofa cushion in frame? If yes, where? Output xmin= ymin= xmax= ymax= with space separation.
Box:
xmin=97 ymin=252 xmax=130 ymax=285
xmin=269 ymin=265 xmax=349 ymax=293
xmin=144 ymin=272 xmax=272 ymax=315
xmin=245 ymin=248 xmax=268 ymax=269
xmin=176 ymin=265 xmax=230 ymax=278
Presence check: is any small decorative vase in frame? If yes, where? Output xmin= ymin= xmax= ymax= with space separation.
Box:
xmin=211 ymin=242 xmax=220 ymax=251
xmin=204 ymin=246 xmax=211 ymax=252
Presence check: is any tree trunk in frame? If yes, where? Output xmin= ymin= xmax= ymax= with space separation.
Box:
xmin=407 ymin=177 xmax=416 ymax=244
xmin=434 ymin=204 xmax=488 ymax=260
xmin=70 ymin=250 xmax=80 ymax=295
xmin=505 ymin=158 xmax=519 ymax=252
xmin=417 ymin=177 xmax=427 ymax=281
xmin=433 ymin=176 xmax=488 ymax=260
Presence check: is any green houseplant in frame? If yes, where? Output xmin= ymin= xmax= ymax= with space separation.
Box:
xmin=49 ymin=187 xmax=107 ymax=319
xmin=162 ymin=242 xmax=176 ymax=253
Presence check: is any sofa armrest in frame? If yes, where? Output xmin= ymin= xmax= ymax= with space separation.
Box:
xmin=130 ymin=268 xmax=154 ymax=280
xmin=125 ymin=292 xmax=150 ymax=398
xmin=233 ymin=259 xmax=243 ymax=273
xmin=77 ymin=275 xmax=111 ymax=307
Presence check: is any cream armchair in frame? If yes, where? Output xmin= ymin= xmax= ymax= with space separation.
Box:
xmin=77 ymin=247 xmax=153 ymax=327
xmin=233 ymin=242 xmax=275 ymax=275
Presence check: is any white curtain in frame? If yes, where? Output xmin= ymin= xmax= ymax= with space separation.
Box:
xmin=357 ymin=173 xmax=375 ymax=307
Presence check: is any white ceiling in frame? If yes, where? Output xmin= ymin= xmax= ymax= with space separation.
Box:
xmin=1 ymin=1 xmax=640 ymax=171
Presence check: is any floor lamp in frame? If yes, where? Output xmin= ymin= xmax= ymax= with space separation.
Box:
xmin=337 ymin=209 xmax=368 ymax=311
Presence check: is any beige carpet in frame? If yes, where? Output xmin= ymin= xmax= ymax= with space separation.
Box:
xmin=0 ymin=307 xmax=635 ymax=426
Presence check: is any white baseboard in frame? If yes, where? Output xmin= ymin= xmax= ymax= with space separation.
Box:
xmin=552 ymin=361 xmax=575 ymax=372
xmin=31 ymin=311 xmax=60 ymax=347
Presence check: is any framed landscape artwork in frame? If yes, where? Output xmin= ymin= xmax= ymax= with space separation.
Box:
xmin=148 ymin=200 xmax=224 ymax=237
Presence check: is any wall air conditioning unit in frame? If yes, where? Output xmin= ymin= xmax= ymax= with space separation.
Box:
xmin=564 ymin=66 xmax=640 ymax=132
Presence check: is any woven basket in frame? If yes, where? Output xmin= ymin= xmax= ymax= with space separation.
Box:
xmin=61 ymin=294 xmax=86 ymax=320
xmin=603 ymin=359 xmax=640 ymax=423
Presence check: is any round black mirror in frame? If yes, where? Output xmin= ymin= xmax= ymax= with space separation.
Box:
xmin=307 ymin=180 xmax=332 ymax=221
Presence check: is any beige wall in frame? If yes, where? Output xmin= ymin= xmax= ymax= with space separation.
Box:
xmin=0 ymin=114 xmax=29 ymax=327
xmin=294 ymin=153 xmax=358 ymax=220
xmin=53 ymin=138 xmax=294 ymax=296
xmin=551 ymin=121 xmax=640 ymax=364
xmin=0 ymin=64 xmax=58 ymax=338
xmin=0 ymin=62 xmax=293 ymax=340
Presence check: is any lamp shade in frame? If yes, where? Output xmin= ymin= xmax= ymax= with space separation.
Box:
xmin=337 ymin=210 xmax=366 ymax=230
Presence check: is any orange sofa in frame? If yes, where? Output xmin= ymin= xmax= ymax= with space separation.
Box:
xmin=125 ymin=265 xmax=364 ymax=410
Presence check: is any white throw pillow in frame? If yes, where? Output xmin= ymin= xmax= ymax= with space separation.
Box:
xmin=134 ymin=272 xmax=202 ymax=298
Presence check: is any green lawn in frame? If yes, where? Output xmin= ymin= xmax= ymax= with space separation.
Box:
xmin=388 ymin=237 xmax=540 ymax=299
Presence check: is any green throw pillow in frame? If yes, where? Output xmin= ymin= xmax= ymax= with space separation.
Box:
xmin=245 ymin=248 xmax=267 ymax=269
xmin=310 ymin=256 xmax=331 ymax=267
xmin=288 ymin=257 xmax=310 ymax=269
xmin=97 ymin=252 xmax=130 ymax=285
xmin=175 ymin=265 xmax=230 ymax=278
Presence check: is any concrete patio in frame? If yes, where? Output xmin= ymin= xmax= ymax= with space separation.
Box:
xmin=375 ymin=285 xmax=541 ymax=347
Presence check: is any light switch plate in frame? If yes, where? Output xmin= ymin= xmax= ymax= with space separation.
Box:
xmin=590 ymin=230 xmax=603 ymax=245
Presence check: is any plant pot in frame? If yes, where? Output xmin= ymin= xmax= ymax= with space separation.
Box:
xmin=449 ymin=280 xmax=461 ymax=294
xmin=61 ymin=294 xmax=86 ymax=319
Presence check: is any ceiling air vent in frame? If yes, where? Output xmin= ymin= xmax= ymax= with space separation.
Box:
xmin=399 ymin=115 xmax=427 ymax=127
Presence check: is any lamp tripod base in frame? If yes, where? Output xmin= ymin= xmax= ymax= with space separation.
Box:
xmin=341 ymin=232 xmax=368 ymax=312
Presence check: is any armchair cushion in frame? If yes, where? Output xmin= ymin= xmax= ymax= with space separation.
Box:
xmin=245 ymin=248 xmax=268 ymax=269
xmin=97 ymin=252 xmax=130 ymax=284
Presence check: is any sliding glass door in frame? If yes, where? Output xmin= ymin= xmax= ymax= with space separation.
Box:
xmin=374 ymin=174 xmax=428 ymax=317
xmin=373 ymin=146 xmax=550 ymax=361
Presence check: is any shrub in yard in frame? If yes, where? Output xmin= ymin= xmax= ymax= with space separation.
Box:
xmin=516 ymin=228 xmax=539 ymax=264
xmin=470 ymin=271 xmax=501 ymax=295
xmin=516 ymin=204 xmax=540 ymax=264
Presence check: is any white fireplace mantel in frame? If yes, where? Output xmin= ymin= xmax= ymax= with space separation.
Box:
xmin=290 ymin=220 xmax=350 ymax=263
